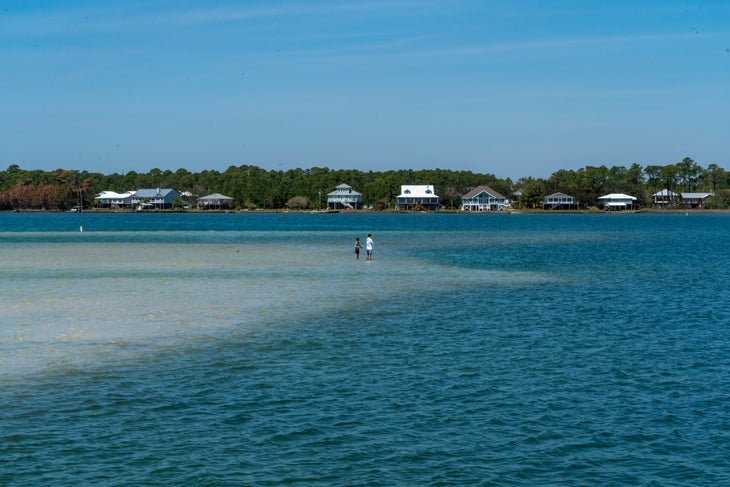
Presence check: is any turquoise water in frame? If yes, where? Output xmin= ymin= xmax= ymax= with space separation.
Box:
xmin=1 ymin=213 xmax=729 ymax=485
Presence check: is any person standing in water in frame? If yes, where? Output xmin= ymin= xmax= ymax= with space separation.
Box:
xmin=366 ymin=234 xmax=373 ymax=260
xmin=354 ymin=237 xmax=362 ymax=259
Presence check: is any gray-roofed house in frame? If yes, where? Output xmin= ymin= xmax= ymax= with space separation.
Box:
xmin=652 ymin=189 xmax=679 ymax=208
xmin=461 ymin=185 xmax=507 ymax=211
xmin=542 ymin=192 xmax=578 ymax=210
xmin=197 ymin=193 xmax=235 ymax=210
xmin=327 ymin=183 xmax=363 ymax=210
xmin=131 ymin=188 xmax=180 ymax=210
xmin=680 ymin=192 xmax=714 ymax=209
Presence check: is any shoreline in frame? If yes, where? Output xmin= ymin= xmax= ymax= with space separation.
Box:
xmin=4 ymin=208 xmax=730 ymax=215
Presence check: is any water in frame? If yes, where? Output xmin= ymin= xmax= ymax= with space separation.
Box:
xmin=1 ymin=212 xmax=729 ymax=485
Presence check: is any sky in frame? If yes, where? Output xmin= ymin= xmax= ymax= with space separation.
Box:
xmin=1 ymin=0 xmax=728 ymax=180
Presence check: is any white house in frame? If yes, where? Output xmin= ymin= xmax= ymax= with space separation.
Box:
xmin=396 ymin=185 xmax=439 ymax=211
xmin=598 ymin=193 xmax=637 ymax=210
xmin=461 ymin=185 xmax=507 ymax=211
xmin=542 ymin=192 xmax=578 ymax=210
xmin=95 ymin=191 xmax=135 ymax=209
xmin=197 ymin=193 xmax=234 ymax=210
xmin=327 ymin=183 xmax=363 ymax=210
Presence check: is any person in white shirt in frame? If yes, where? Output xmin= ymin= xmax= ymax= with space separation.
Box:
xmin=366 ymin=234 xmax=373 ymax=260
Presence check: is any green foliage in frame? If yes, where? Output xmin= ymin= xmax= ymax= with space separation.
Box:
xmin=172 ymin=197 xmax=187 ymax=209
xmin=285 ymin=196 xmax=309 ymax=210
xmin=373 ymin=198 xmax=389 ymax=211
xmin=709 ymin=189 xmax=730 ymax=209
xmin=0 ymin=157 xmax=728 ymax=211
xmin=517 ymin=177 xmax=545 ymax=208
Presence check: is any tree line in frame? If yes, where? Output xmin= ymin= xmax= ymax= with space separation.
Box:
xmin=1 ymin=157 xmax=728 ymax=211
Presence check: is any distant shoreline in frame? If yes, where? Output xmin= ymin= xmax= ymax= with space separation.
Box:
xmin=4 ymin=208 xmax=730 ymax=214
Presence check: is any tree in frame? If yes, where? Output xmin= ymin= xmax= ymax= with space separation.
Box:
xmin=372 ymin=198 xmax=389 ymax=211
xmin=285 ymin=196 xmax=309 ymax=209
xmin=172 ymin=197 xmax=187 ymax=209
xmin=677 ymin=157 xmax=700 ymax=191
xmin=704 ymin=164 xmax=725 ymax=193
xmin=644 ymin=165 xmax=662 ymax=193
xmin=3 ymin=158 xmax=730 ymax=211
xmin=576 ymin=166 xmax=608 ymax=207
xmin=441 ymin=186 xmax=460 ymax=209
xmin=661 ymin=164 xmax=679 ymax=195
xmin=517 ymin=177 xmax=545 ymax=208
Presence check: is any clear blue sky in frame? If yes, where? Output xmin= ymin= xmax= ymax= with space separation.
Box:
xmin=1 ymin=1 xmax=728 ymax=180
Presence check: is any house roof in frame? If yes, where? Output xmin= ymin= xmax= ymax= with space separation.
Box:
xmin=134 ymin=188 xmax=178 ymax=198
xmin=681 ymin=192 xmax=713 ymax=199
xmin=462 ymin=185 xmax=505 ymax=199
xmin=328 ymin=183 xmax=362 ymax=196
xmin=398 ymin=185 xmax=438 ymax=198
xmin=544 ymin=192 xmax=574 ymax=199
xmin=653 ymin=189 xmax=678 ymax=197
xmin=198 ymin=193 xmax=233 ymax=201
xmin=95 ymin=191 xmax=134 ymax=199
xmin=598 ymin=193 xmax=637 ymax=201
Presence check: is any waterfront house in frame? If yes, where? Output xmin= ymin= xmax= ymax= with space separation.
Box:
xmin=461 ymin=185 xmax=507 ymax=211
xmin=652 ymin=189 xmax=679 ymax=208
xmin=396 ymin=185 xmax=439 ymax=211
xmin=197 ymin=193 xmax=234 ymax=210
xmin=680 ymin=192 xmax=713 ymax=209
xmin=95 ymin=190 xmax=135 ymax=209
xmin=598 ymin=193 xmax=637 ymax=210
xmin=327 ymin=183 xmax=363 ymax=210
xmin=131 ymin=188 xmax=180 ymax=210
xmin=542 ymin=192 xmax=578 ymax=210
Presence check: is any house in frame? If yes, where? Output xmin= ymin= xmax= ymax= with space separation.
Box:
xmin=131 ymin=188 xmax=180 ymax=210
xmin=652 ymin=189 xmax=679 ymax=208
xmin=396 ymin=185 xmax=439 ymax=211
xmin=461 ymin=185 xmax=507 ymax=211
xmin=598 ymin=193 xmax=637 ymax=210
xmin=680 ymin=192 xmax=713 ymax=209
xmin=542 ymin=192 xmax=578 ymax=210
xmin=327 ymin=183 xmax=363 ymax=210
xmin=197 ymin=193 xmax=234 ymax=210
xmin=95 ymin=190 xmax=135 ymax=209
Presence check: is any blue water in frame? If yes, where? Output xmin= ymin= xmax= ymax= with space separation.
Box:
xmin=1 ymin=213 xmax=729 ymax=485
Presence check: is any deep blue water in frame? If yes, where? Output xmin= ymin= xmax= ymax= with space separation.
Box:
xmin=1 ymin=213 xmax=729 ymax=485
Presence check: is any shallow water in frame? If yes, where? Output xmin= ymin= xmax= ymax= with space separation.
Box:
xmin=1 ymin=213 xmax=729 ymax=485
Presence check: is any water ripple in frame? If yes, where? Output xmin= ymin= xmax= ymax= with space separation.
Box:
xmin=3 ymin=214 xmax=730 ymax=485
